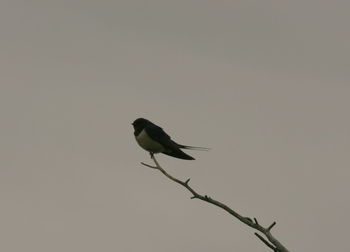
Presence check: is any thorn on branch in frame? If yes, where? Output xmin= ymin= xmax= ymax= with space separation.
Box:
xmin=254 ymin=218 xmax=259 ymax=225
xmin=191 ymin=195 xmax=198 ymax=199
xmin=204 ymin=195 xmax=211 ymax=200
xmin=185 ymin=178 xmax=191 ymax=185
xmin=267 ymin=221 xmax=276 ymax=231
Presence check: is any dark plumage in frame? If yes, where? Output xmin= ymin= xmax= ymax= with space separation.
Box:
xmin=132 ymin=118 xmax=209 ymax=160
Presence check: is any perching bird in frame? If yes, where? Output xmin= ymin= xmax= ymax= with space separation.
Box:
xmin=132 ymin=118 xmax=209 ymax=160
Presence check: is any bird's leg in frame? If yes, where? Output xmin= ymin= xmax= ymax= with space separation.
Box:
xmin=149 ymin=152 xmax=154 ymax=159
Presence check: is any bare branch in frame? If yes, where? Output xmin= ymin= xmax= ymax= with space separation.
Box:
xmin=141 ymin=156 xmax=289 ymax=252
xmin=255 ymin=233 xmax=277 ymax=251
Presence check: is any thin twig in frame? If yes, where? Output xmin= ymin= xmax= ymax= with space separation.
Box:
xmin=255 ymin=233 xmax=277 ymax=251
xmin=141 ymin=156 xmax=289 ymax=252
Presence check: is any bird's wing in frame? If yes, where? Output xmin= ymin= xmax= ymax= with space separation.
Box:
xmin=145 ymin=124 xmax=178 ymax=149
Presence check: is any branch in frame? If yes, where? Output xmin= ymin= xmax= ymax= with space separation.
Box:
xmin=141 ymin=156 xmax=289 ymax=252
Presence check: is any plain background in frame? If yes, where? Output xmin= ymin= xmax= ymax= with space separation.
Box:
xmin=1 ymin=1 xmax=349 ymax=251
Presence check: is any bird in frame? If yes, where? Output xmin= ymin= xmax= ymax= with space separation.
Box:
xmin=132 ymin=118 xmax=209 ymax=160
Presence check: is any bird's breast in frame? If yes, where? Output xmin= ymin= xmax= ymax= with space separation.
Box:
xmin=135 ymin=129 xmax=165 ymax=153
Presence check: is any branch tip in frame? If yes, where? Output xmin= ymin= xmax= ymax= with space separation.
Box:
xmin=140 ymin=162 xmax=157 ymax=169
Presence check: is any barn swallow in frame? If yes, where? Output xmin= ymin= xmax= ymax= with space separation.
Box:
xmin=132 ymin=118 xmax=209 ymax=160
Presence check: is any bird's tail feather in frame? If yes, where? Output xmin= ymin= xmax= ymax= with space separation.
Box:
xmin=178 ymin=145 xmax=210 ymax=151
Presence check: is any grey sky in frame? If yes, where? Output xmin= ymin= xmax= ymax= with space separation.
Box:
xmin=1 ymin=1 xmax=349 ymax=251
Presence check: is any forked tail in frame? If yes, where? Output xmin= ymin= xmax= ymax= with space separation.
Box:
xmin=178 ymin=144 xmax=210 ymax=151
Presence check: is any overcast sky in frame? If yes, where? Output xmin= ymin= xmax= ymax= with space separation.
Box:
xmin=1 ymin=1 xmax=349 ymax=251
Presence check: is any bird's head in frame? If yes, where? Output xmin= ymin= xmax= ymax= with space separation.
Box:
xmin=132 ymin=118 xmax=150 ymax=132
